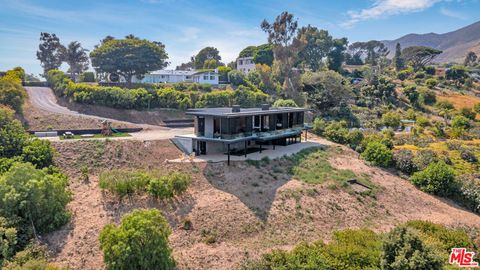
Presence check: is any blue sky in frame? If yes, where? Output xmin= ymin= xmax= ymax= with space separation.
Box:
xmin=1 ymin=0 xmax=479 ymax=76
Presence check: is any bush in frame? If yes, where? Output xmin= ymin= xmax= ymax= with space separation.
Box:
xmin=99 ymin=209 xmax=176 ymax=270
xmin=21 ymin=139 xmax=54 ymax=168
xmin=381 ymin=226 xmax=443 ymax=270
xmin=0 ymin=68 xmax=26 ymax=114
xmin=474 ymin=103 xmax=480 ymax=114
xmin=453 ymin=178 xmax=480 ymax=214
xmin=459 ymin=107 xmax=476 ymax=120
xmin=312 ymin=118 xmax=327 ymax=136
xmin=0 ymin=162 xmax=71 ymax=235
xmin=147 ymin=172 xmax=191 ymax=199
xmin=460 ymin=149 xmax=478 ymax=163
xmin=393 ymin=149 xmax=417 ymax=175
xmin=346 ymin=129 xmax=364 ymax=150
xmin=382 ymin=111 xmax=401 ymax=129
xmin=435 ymin=100 xmax=454 ymax=110
xmin=324 ymin=121 xmax=349 ymax=144
xmin=410 ymin=161 xmax=456 ymax=196
xmin=397 ymin=70 xmax=409 ymax=81
xmin=425 ymin=78 xmax=438 ymax=89
xmin=418 ymin=88 xmax=436 ymax=105
xmin=413 ymin=150 xmax=438 ymax=171
xmin=99 ymin=170 xmax=150 ymax=197
xmin=361 ymin=142 xmax=393 ymax=167
xmin=0 ymin=106 xmax=28 ymax=158
xmin=78 ymin=72 xmax=95 ymax=82
xmin=228 ymin=70 xmax=246 ymax=86
xmin=451 ymin=115 xmax=471 ymax=130
xmin=424 ymin=66 xmax=436 ymax=75
xmin=272 ymin=99 xmax=297 ymax=107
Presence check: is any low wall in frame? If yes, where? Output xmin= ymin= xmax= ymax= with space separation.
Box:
xmin=28 ymin=127 xmax=143 ymax=136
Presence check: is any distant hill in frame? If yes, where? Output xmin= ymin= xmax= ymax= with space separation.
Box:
xmin=383 ymin=21 xmax=480 ymax=63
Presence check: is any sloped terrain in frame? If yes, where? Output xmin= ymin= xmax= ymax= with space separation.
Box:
xmin=383 ymin=20 xmax=480 ymax=63
xmin=44 ymin=138 xmax=480 ymax=270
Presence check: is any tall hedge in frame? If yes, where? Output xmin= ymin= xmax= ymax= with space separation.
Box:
xmin=47 ymin=70 xmax=269 ymax=109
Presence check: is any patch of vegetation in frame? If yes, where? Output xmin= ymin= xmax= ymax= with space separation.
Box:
xmin=99 ymin=209 xmax=176 ymax=270
xmin=99 ymin=169 xmax=191 ymax=199
xmin=59 ymin=132 xmax=130 ymax=140
xmin=241 ymin=221 xmax=475 ymax=270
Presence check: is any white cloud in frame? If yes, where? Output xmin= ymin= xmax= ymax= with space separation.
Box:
xmin=343 ymin=0 xmax=441 ymax=27
xmin=440 ymin=7 xmax=468 ymax=19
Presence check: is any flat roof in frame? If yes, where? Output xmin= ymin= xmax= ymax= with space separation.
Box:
xmin=186 ymin=107 xmax=308 ymax=117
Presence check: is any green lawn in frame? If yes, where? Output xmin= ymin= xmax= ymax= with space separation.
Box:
xmin=59 ymin=133 xmax=130 ymax=140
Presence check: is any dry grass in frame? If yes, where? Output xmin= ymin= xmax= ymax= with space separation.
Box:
xmin=44 ymin=138 xmax=480 ymax=270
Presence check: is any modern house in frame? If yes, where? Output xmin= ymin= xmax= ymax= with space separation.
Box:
xmin=175 ymin=105 xmax=309 ymax=164
xmin=236 ymin=57 xmax=255 ymax=74
xmin=131 ymin=69 xmax=219 ymax=84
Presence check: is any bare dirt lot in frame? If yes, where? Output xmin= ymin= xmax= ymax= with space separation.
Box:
xmin=44 ymin=137 xmax=480 ymax=270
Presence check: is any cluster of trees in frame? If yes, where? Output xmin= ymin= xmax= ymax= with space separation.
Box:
xmin=47 ymin=70 xmax=268 ymax=110
xmin=242 ymin=220 xmax=474 ymax=270
xmin=0 ymin=99 xmax=71 ymax=268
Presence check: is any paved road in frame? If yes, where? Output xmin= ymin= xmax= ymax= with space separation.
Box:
xmin=25 ymin=87 xmax=193 ymax=140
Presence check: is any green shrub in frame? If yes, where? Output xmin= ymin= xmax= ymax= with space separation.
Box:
xmin=272 ymin=99 xmax=298 ymax=107
xmin=397 ymin=70 xmax=409 ymax=81
xmin=312 ymin=118 xmax=327 ymax=136
xmin=474 ymin=103 xmax=480 ymax=114
xmin=413 ymin=150 xmax=438 ymax=171
xmin=381 ymin=226 xmax=443 ymax=270
xmin=382 ymin=111 xmax=401 ymax=129
xmin=99 ymin=209 xmax=176 ymax=270
xmin=410 ymin=161 xmax=456 ymax=196
xmin=459 ymin=107 xmax=476 ymax=120
xmin=453 ymin=178 xmax=480 ymax=214
xmin=425 ymin=78 xmax=438 ymax=89
xmin=361 ymin=142 xmax=393 ymax=167
xmin=21 ymin=139 xmax=54 ymax=168
xmin=418 ymin=88 xmax=436 ymax=105
xmin=99 ymin=170 xmax=150 ymax=197
xmin=324 ymin=121 xmax=349 ymax=144
xmin=451 ymin=115 xmax=471 ymax=129
xmin=78 ymin=72 xmax=95 ymax=82
xmin=393 ymin=149 xmax=417 ymax=175
xmin=346 ymin=129 xmax=364 ymax=149
xmin=0 ymin=162 xmax=71 ymax=235
xmin=0 ymin=70 xmax=26 ymax=114
xmin=0 ymin=107 xmax=28 ymax=158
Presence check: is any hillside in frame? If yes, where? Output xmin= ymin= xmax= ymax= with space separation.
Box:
xmin=383 ymin=20 xmax=480 ymax=63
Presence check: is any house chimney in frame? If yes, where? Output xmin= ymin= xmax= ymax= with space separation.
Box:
xmin=261 ymin=104 xmax=270 ymax=110
xmin=232 ymin=105 xmax=241 ymax=113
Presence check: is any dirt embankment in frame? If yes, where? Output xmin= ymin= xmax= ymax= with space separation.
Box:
xmin=45 ymin=138 xmax=480 ymax=270
xmin=56 ymin=97 xmax=189 ymax=126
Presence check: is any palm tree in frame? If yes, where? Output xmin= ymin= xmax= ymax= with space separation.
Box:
xmin=62 ymin=41 xmax=89 ymax=82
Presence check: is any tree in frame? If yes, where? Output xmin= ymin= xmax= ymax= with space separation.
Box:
xmin=349 ymin=40 xmax=389 ymax=66
xmin=253 ymin=44 xmax=274 ymax=66
xmin=0 ymin=106 xmax=27 ymax=158
xmin=393 ymin=43 xmax=405 ymax=71
xmin=176 ymin=56 xmax=195 ymax=70
xmin=239 ymin=46 xmax=257 ymax=58
xmin=62 ymin=41 xmax=89 ymax=82
xmin=403 ymin=85 xmax=419 ymax=105
xmin=0 ymin=162 xmax=71 ymax=236
xmin=382 ymin=111 xmax=401 ymax=129
xmin=99 ymin=209 xmax=176 ymax=270
xmin=464 ymin=51 xmax=478 ymax=67
xmin=36 ymin=33 xmax=64 ymax=77
xmin=194 ymin=47 xmax=221 ymax=69
xmin=261 ymin=11 xmax=299 ymax=95
xmin=90 ymin=38 xmax=168 ymax=84
xmin=272 ymin=99 xmax=298 ymax=107
xmin=327 ymin=38 xmax=348 ymax=72
xmin=295 ymin=25 xmax=333 ymax=71
xmin=302 ymin=70 xmax=353 ymax=113
xmin=410 ymin=161 xmax=456 ymax=196
xmin=0 ymin=77 xmax=26 ymax=114
xmin=402 ymin=46 xmax=442 ymax=71
xmin=446 ymin=65 xmax=468 ymax=86
xmin=381 ymin=226 xmax=443 ymax=270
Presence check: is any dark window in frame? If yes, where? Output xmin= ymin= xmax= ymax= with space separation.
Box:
xmin=213 ymin=117 xmax=220 ymax=135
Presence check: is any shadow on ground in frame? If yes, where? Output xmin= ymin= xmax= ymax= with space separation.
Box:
xmin=203 ymin=160 xmax=292 ymax=221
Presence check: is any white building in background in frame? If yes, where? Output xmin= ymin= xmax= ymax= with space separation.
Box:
xmin=236 ymin=57 xmax=255 ymax=74
xmin=131 ymin=69 xmax=219 ymax=84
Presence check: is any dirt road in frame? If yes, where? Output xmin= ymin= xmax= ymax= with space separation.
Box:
xmin=25 ymin=86 xmax=193 ymax=140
